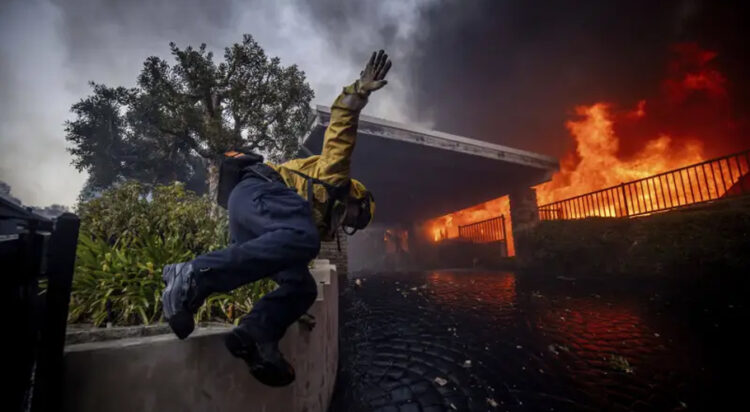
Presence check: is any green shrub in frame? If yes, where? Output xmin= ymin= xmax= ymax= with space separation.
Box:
xmin=70 ymin=181 xmax=275 ymax=326
xmin=77 ymin=181 xmax=225 ymax=253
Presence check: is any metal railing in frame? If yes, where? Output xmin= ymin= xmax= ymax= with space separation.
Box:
xmin=539 ymin=149 xmax=750 ymax=221
xmin=3 ymin=195 xmax=80 ymax=412
xmin=458 ymin=215 xmax=506 ymax=243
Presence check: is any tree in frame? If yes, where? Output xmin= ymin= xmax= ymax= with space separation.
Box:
xmin=66 ymin=84 xmax=142 ymax=191
xmin=66 ymin=34 xmax=314 ymax=200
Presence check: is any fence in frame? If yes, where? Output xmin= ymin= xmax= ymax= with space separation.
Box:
xmin=3 ymin=195 xmax=80 ymax=412
xmin=458 ymin=215 xmax=507 ymax=243
xmin=539 ymin=149 xmax=750 ymax=221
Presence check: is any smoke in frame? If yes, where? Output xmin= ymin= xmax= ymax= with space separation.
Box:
xmin=1 ymin=0 xmax=748 ymax=207
xmin=0 ymin=0 xmax=435 ymax=207
xmin=404 ymin=0 xmax=750 ymax=158
xmin=1 ymin=180 xmax=22 ymax=205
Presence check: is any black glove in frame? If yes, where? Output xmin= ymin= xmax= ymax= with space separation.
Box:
xmin=356 ymin=49 xmax=392 ymax=95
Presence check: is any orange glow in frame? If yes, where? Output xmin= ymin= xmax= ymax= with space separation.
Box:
xmin=422 ymin=44 xmax=747 ymax=253
xmin=427 ymin=271 xmax=516 ymax=306
xmin=535 ymin=102 xmax=705 ymax=205
xmin=425 ymin=196 xmax=515 ymax=256
xmin=536 ymin=43 xmax=747 ymax=210
xmin=534 ymin=297 xmax=663 ymax=376
xmin=384 ymin=228 xmax=409 ymax=253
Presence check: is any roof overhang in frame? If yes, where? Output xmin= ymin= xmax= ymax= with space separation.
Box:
xmin=300 ymin=105 xmax=559 ymax=224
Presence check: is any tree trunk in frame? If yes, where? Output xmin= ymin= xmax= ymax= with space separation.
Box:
xmin=207 ymin=157 xmax=221 ymax=217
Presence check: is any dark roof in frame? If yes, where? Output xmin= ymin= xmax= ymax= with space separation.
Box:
xmin=1 ymin=193 xmax=53 ymax=232
xmin=301 ymin=106 xmax=559 ymax=224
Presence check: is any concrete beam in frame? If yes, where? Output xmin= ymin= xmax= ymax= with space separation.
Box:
xmin=311 ymin=106 xmax=559 ymax=171
xmin=300 ymin=106 xmax=559 ymax=224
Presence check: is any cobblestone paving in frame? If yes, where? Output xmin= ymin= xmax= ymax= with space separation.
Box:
xmin=329 ymin=270 xmax=731 ymax=412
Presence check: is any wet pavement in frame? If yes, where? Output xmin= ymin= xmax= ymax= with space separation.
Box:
xmin=330 ymin=270 xmax=746 ymax=411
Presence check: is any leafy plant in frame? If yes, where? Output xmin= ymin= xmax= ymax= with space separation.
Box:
xmin=77 ymin=181 xmax=226 ymax=252
xmin=70 ymin=181 xmax=274 ymax=326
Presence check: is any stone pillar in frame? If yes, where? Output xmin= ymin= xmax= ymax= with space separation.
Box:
xmin=508 ymin=186 xmax=539 ymax=261
xmin=318 ymin=228 xmax=348 ymax=279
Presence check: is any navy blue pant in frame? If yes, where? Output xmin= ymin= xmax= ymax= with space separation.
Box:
xmin=192 ymin=171 xmax=320 ymax=342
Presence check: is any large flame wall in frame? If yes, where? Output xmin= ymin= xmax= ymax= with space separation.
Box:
xmin=424 ymin=43 xmax=746 ymax=255
xmin=537 ymin=43 xmax=741 ymax=205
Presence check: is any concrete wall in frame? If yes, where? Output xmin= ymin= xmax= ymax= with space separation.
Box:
xmin=63 ymin=260 xmax=338 ymax=412
xmin=319 ymin=228 xmax=348 ymax=278
xmin=508 ymin=186 xmax=539 ymax=260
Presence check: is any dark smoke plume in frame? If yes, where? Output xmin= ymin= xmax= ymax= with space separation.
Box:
xmin=305 ymin=0 xmax=750 ymax=158
xmin=400 ymin=0 xmax=750 ymax=158
xmin=2 ymin=0 xmax=748 ymax=207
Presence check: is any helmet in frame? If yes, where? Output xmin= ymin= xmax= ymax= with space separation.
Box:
xmin=342 ymin=178 xmax=375 ymax=234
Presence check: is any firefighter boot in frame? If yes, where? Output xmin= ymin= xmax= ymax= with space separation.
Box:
xmin=161 ymin=262 xmax=206 ymax=339
xmin=224 ymin=328 xmax=295 ymax=387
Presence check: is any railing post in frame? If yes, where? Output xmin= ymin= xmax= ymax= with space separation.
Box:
xmin=501 ymin=215 xmax=506 ymax=240
xmin=32 ymin=213 xmax=80 ymax=412
xmin=537 ymin=148 xmax=749 ymax=220
xmin=619 ymin=183 xmax=630 ymax=217
xmin=501 ymin=215 xmax=508 ymax=256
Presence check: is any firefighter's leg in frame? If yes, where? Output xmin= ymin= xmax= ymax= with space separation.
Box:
xmin=187 ymin=175 xmax=321 ymax=386
xmin=225 ymin=264 xmax=318 ymax=386
xmin=163 ymin=175 xmax=318 ymax=341
xmin=238 ymin=264 xmax=318 ymax=342
xmin=191 ymin=176 xmax=320 ymax=294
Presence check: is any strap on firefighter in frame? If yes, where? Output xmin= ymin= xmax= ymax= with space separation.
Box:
xmin=288 ymin=169 xmax=351 ymax=240
xmin=288 ymin=169 xmax=349 ymax=204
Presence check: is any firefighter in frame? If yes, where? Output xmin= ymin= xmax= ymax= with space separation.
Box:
xmin=161 ymin=50 xmax=391 ymax=387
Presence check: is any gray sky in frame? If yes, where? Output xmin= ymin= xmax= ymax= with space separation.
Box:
xmin=2 ymin=0 xmax=747 ymax=207
xmin=0 ymin=0 xmax=433 ymax=207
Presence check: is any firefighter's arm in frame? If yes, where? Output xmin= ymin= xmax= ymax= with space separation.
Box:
xmin=316 ymin=50 xmax=391 ymax=186
xmin=315 ymin=86 xmax=363 ymax=186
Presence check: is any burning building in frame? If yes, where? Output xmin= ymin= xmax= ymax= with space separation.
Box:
xmin=425 ymin=43 xmax=749 ymax=248
xmin=302 ymin=41 xmax=748 ymax=272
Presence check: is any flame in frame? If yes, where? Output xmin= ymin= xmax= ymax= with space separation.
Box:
xmin=421 ymin=43 xmax=747 ymax=256
xmin=425 ymin=196 xmax=514 ymax=256
xmin=536 ymin=43 xmax=743 ymax=207
xmin=535 ymin=103 xmax=705 ymax=205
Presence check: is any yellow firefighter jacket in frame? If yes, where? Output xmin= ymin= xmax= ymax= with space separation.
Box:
xmin=267 ymin=83 xmax=373 ymax=241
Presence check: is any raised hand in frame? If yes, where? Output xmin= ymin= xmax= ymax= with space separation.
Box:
xmin=357 ymin=49 xmax=392 ymax=95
